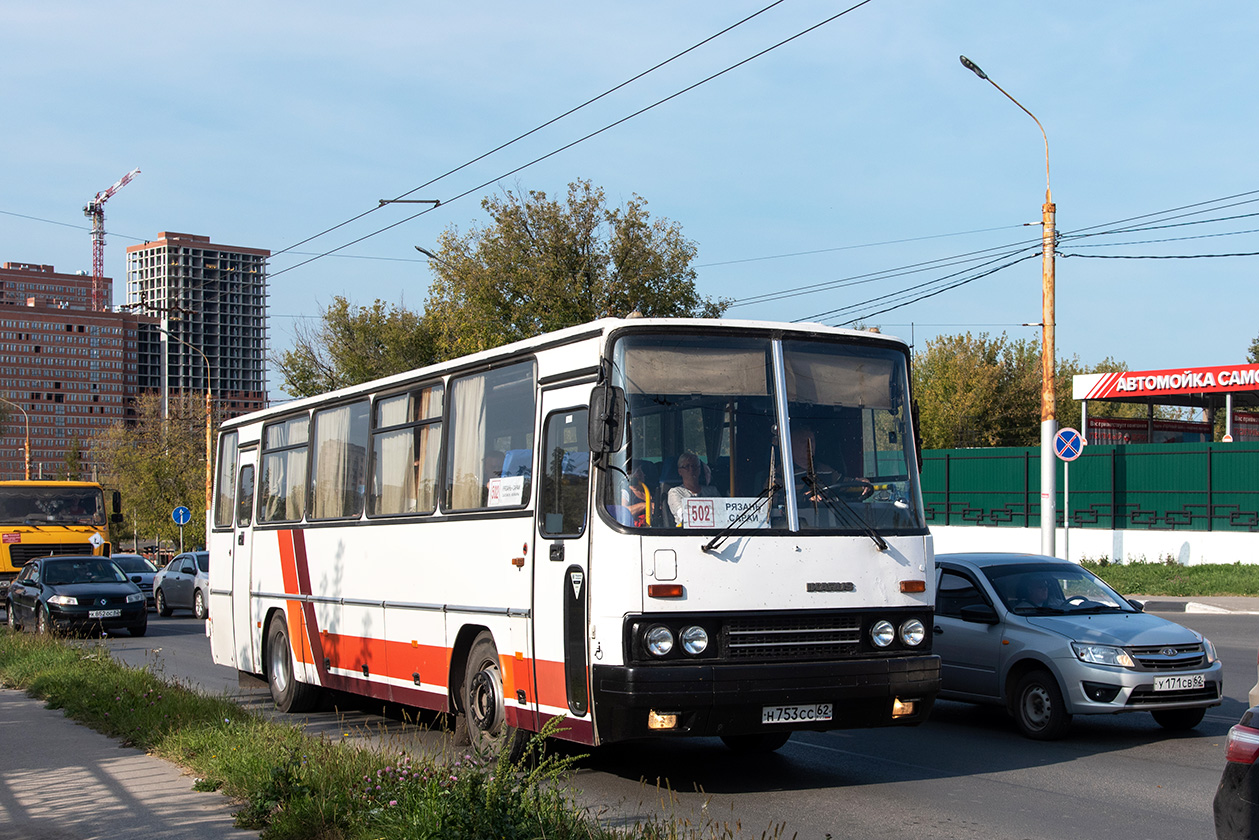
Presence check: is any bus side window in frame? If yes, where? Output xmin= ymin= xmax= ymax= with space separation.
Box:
xmin=236 ymin=465 xmax=254 ymax=527
xmin=540 ymin=410 xmax=590 ymax=537
xmin=445 ymin=361 xmax=536 ymax=512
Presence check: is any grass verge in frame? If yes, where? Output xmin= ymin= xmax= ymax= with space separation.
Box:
xmin=1085 ymin=557 xmax=1259 ymax=597
xmin=0 ymin=629 xmax=634 ymax=840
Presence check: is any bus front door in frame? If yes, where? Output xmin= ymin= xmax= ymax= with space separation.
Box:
xmin=535 ymin=393 xmax=592 ymax=731
xmin=232 ymin=450 xmax=258 ymax=674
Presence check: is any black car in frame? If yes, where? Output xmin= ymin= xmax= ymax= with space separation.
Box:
xmin=1215 ymin=706 xmax=1259 ymax=838
xmin=5 ymin=555 xmax=147 ymax=637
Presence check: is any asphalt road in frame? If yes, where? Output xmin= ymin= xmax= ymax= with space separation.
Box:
xmin=73 ymin=610 xmax=1256 ymax=839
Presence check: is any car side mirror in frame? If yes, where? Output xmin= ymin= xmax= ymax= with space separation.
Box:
xmin=958 ymin=603 xmax=1000 ymax=624
xmin=1126 ymin=598 xmax=1145 ymax=612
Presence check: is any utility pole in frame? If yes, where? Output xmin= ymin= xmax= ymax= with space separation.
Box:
xmin=960 ymin=56 xmax=1058 ymax=555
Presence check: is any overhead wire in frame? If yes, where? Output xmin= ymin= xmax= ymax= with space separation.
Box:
xmin=269 ymin=0 xmax=878 ymax=279
xmin=759 ymin=190 xmax=1259 ymax=326
xmin=270 ymin=0 xmax=791 ymax=261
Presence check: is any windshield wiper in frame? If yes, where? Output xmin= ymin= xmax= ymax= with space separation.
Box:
xmin=702 ymin=481 xmax=779 ymax=553
xmin=801 ymin=473 xmax=888 ymax=552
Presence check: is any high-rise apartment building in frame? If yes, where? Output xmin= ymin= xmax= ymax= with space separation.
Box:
xmin=0 ymin=262 xmax=157 ymax=479
xmin=125 ymin=232 xmax=269 ymax=418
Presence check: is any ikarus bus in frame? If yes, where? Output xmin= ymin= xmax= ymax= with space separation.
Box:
xmin=207 ymin=318 xmax=939 ymax=754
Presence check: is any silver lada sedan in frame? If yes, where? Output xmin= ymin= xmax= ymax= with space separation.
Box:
xmin=934 ymin=552 xmax=1222 ymax=740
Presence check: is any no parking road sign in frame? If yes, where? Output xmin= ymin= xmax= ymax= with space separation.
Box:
xmin=1054 ymin=427 xmax=1084 ymax=462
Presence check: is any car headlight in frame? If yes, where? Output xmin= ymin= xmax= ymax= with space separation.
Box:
xmin=1198 ymin=633 xmax=1218 ymax=664
xmin=126 ymin=593 xmax=144 ymax=604
xmin=48 ymin=595 xmax=78 ymax=606
xmin=871 ymin=619 xmax=895 ymax=648
xmin=680 ymin=625 xmax=709 ymax=655
xmin=1072 ymin=642 xmax=1135 ymax=668
xmin=644 ymin=625 xmax=674 ymax=657
xmin=900 ymin=618 xmax=926 ymax=647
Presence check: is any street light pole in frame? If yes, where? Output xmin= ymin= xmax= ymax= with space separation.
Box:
xmin=151 ymin=324 xmax=214 ymax=516
xmin=0 ymin=396 xmax=31 ymax=480
xmin=960 ymin=55 xmax=1058 ymax=556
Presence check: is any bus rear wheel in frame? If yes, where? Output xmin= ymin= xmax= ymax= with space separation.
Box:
xmin=266 ymin=614 xmax=320 ymax=713
xmin=463 ymin=632 xmax=526 ymax=760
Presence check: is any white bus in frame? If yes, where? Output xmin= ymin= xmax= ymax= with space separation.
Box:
xmin=207 ymin=318 xmax=938 ymax=754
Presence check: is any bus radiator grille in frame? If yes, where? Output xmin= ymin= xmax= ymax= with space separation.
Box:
xmin=725 ymin=614 xmax=863 ymax=661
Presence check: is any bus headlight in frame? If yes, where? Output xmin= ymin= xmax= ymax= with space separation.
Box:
xmin=644 ymin=625 xmax=675 ymax=657
xmin=900 ymin=619 xmax=925 ymax=647
xmin=871 ymin=620 xmax=895 ymax=648
xmin=680 ymin=625 xmax=709 ymax=655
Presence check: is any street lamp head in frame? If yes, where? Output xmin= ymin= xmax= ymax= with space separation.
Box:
xmin=959 ymin=55 xmax=988 ymax=80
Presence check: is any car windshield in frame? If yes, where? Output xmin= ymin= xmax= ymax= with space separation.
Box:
xmin=982 ymin=563 xmax=1134 ymax=616
xmin=42 ymin=559 xmax=128 ymax=586
xmin=603 ymin=332 xmax=925 ymax=535
xmin=112 ymin=555 xmax=157 ymax=573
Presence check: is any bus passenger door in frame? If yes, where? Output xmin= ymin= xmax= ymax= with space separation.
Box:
xmin=535 ymin=394 xmax=593 ymax=729
xmin=231 ymin=451 xmax=259 ymax=674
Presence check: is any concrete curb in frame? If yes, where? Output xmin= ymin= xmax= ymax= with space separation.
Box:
xmin=1137 ymin=599 xmax=1259 ymax=616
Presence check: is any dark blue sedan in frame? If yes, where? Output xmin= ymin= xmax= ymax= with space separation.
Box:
xmin=5 ymin=555 xmax=147 ymax=637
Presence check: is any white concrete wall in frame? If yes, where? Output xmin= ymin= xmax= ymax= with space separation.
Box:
xmin=930 ymin=525 xmax=1259 ymax=566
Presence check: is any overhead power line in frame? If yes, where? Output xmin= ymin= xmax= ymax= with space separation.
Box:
xmin=271 ymin=0 xmax=793 ymax=262
xmin=269 ymin=0 xmax=878 ymax=279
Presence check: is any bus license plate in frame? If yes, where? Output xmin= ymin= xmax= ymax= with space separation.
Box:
xmin=1154 ymin=674 xmax=1205 ymax=692
xmin=761 ymin=703 xmax=833 ymax=724
xmin=88 ymin=609 xmax=121 ymax=619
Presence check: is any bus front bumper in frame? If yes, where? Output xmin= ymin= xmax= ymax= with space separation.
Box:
xmin=591 ymin=655 xmax=939 ymax=742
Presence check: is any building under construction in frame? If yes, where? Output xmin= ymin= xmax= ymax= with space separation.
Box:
xmin=125 ymin=232 xmax=269 ymax=419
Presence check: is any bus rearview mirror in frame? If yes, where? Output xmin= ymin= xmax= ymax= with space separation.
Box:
xmin=588 ymin=383 xmax=625 ymax=456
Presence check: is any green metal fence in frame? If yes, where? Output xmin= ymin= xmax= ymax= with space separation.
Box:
xmin=921 ymin=443 xmax=1259 ymax=532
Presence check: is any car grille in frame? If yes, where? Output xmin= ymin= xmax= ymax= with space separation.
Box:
xmin=10 ymin=543 xmax=96 ymax=564
xmin=1126 ymin=682 xmax=1220 ymax=706
xmin=1129 ymin=644 xmax=1206 ymax=671
xmin=67 ymin=595 xmax=133 ymax=608
xmin=725 ymin=613 xmax=863 ymax=660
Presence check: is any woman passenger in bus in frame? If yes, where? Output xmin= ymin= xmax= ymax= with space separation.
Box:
xmin=667 ymin=450 xmax=720 ymax=525
xmin=622 ymin=465 xmax=652 ymax=527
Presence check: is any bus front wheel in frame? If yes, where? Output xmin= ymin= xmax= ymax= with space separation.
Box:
xmin=266 ymin=615 xmax=320 ymax=713
xmin=462 ymin=632 xmax=526 ymax=760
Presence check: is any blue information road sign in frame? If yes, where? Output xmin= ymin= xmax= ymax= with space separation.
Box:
xmin=172 ymin=505 xmax=192 ymax=526
xmin=1054 ymin=427 xmax=1084 ymax=462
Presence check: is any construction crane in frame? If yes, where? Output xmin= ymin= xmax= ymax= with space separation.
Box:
xmin=83 ymin=167 xmax=140 ymax=311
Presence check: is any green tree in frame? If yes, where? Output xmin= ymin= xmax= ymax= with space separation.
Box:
xmin=912 ymin=332 xmax=1043 ymax=448
xmin=1248 ymin=333 xmax=1259 ymax=364
xmin=424 ymin=179 xmax=728 ymax=358
xmin=274 ymin=296 xmax=436 ymax=399
xmin=55 ymin=438 xmax=87 ymax=481
xmin=913 ymin=333 xmax=1142 ymax=449
xmin=91 ymin=392 xmax=209 ymax=551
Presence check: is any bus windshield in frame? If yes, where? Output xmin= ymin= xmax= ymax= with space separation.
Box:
xmin=604 ymin=333 xmax=925 ymax=535
xmin=0 ymin=485 xmax=106 ymax=527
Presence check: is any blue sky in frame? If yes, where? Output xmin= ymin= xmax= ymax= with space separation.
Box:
xmin=3 ymin=1 xmax=1257 ymax=399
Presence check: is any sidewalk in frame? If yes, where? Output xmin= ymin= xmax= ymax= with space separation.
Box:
xmin=0 ymin=689 xmax=259 ymax=840
xmin=1135 ymin=594 xmax=1259 ymax=615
